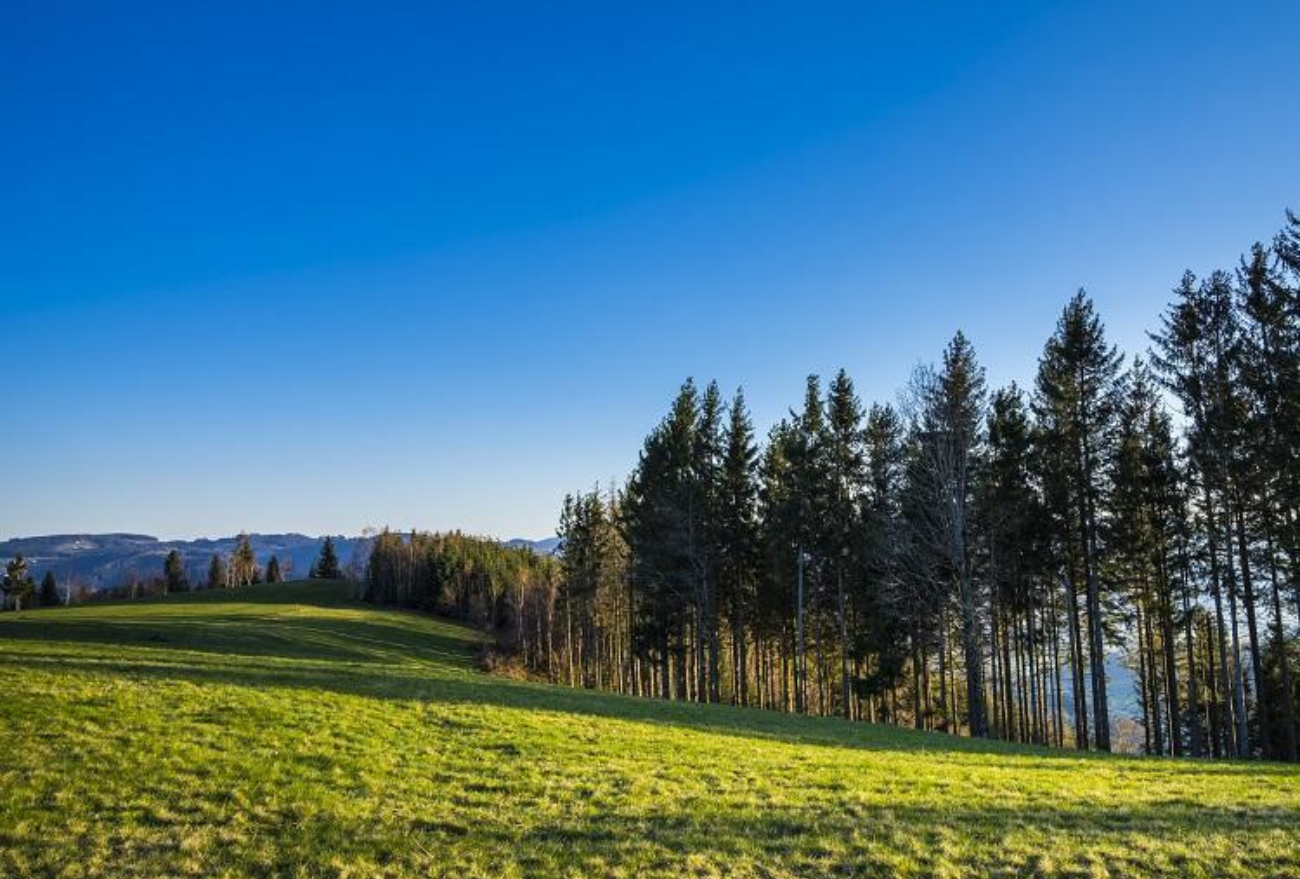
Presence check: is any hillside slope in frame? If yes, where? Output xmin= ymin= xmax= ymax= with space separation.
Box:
xmin=1 ymin=583 xmax=1296 ymax=878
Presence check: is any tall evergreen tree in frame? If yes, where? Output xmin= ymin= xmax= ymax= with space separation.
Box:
xmin=623 ymin=380 xmax=701 ymax=700
xmin=825 ymin=369 xmax=866 ymax=717
xmin=39 ymin=570 xmax=59 ymax=607
xmin=788 ymin=376 xmax=829 ymax=713
xmin=980 ymin=384 xmax=1047 ymax=744
xmin=861 ymin=404 xmax=910 ymax=724
xmin=694 ymin=380 xmax=725 ymax=703
xmin=2 ymin=556 xmax=35 ymax=611
xmin=313 ymin=536 xmax=342 ymax=579
xmin=207 ymin=554 xmax=227 ymax=590
xmin=1035 ymin=291 xmax=1124 ymax=751
xmin=164 ymin=549 xmax=188 ymax=594
xmin=231 ymin=534 xmax=258 ymax=586
xmin=1152 ymin=272 xmax=1252 ymax=757
xmin=717 ymin=387 xmax=760 ymax=706
xmin=266 ymin=555 xmax=283 ymax=584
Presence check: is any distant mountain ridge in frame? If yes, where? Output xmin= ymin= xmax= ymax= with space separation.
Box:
xmin=1 ymin=532 xmax=562 ymax=591
xmin=505 ymin=536 xmax=562 ymax=555
xmin=0 ymin=533 xmax=365 ymax=591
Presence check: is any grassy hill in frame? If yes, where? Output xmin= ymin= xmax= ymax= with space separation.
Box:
xmin=1 ymin=583 xmax=1297 ymax=878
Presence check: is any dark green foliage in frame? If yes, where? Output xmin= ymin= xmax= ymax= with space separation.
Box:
xmin=207 ymin=555 xmax=227 ymax=590
xmin=526 ymin=209 xmax=1300 ymax=762
xmin=39 ymin=571 xmax=58 ymax=607
xmin=265 ymin=555 xmax=282 ymax=584
xmin=1034 ymin=291 xmax=1124 ymax=752
xmin=3 ymin=556 xmax=35 ymax=611
xmin=365 ymin=530 xmax=553 ymax=629
xmin=313 ymin=537 xmax=341 ymax=580
xmin=164 ymin=550 xmax=188 ymax=594
xmin=231 ymin=534 xmax=258 ymax=587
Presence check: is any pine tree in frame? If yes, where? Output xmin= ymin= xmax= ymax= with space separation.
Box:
xmin=825 ymin=369 xmax=866 ymax=717
xmin=39 ymin=570 xmax=59 ymax=607
xmin=1237 ymin=239 xmax=1300 ymax=760
xmin=231 ymin=534 xmax=258 ymax=586
xmin=861 ymin=404 xmax=910 ymax=725
xmin=1152 ymin=272 xmax=1252 ymax=757
xmin=207 ymin=554 xmax=227 ymax=590
xmin=164 ymin=550 xmax=188 ymax=594
xmin=1108 ymin=360 xmax=1185 ymax=755
xmin=1035 ymin=291 xmax=1124 ymax=751
xmin=916 ymin=333 xmax=988 ymax=737
xmin=266 ymin=555 xmax=283 ymax=584
xmin=979 ymin=384 xmax=1048 ymax=743
xmin=313 ymin=537 xmax=342 ymax=579
xmin=717 ymin=387 xmax=760 ymax=706
xmin=788 ymin=375 xmax=829 ymax=713
xmin=623 ymin=380 xmax=701 ymax=700
xmin=694 ymin=380 xmax=725 ymax=703
xmin=3 ymin=556 xmax=35 ymax=611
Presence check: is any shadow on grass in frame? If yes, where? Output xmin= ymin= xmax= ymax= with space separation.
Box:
xmin=95 ymin=780 xmax=1297 ymax=878
xmin=3 ymin=586 xmax=1298 ymax=777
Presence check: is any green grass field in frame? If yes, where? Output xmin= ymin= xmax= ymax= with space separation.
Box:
xmin=2 ymin=582 xmax=1297 ymax=878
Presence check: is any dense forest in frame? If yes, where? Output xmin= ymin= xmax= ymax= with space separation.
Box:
xmin=498 ymin=211 xmax=1300 ymax=760
xmin=363 ymin=530 xmax=558 ymax=651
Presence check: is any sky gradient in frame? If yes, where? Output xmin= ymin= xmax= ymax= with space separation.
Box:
xmin=4 ymin=1 xmax=1298 ymax=541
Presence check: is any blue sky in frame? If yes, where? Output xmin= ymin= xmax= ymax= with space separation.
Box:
xmin=3 ymin=1 xmax=1298 ymax=541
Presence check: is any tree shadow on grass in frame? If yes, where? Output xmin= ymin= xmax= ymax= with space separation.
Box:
xmin=39 ymin=781 xmax=1291 ymax=879
xmin=4 ymin=590 xmax=1299 ymax=779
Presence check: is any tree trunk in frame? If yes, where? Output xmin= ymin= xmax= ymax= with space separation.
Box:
xmin=1234 ymin=503 xmax=1268 ymax=754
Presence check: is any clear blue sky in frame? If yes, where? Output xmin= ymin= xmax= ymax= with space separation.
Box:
xmin=3 ymin=1 xmax=1297 ymax=541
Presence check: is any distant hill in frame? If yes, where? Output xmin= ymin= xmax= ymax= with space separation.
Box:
xmin=504 ymin=536 xmax=562 ymax=555
xmin=0 ymin=532 xmax=562 ymax=591
xmin=0 ymin=532 xmax=368 ymax=591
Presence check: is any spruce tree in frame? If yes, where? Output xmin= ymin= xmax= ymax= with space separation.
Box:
xmin=1035 ymin=291 xmax=1124 ymax=751
xmin=231 ymin=534 xmax=257 ymax=586
xmin=717 ymin=387 xmax=760 ymax=706
xmin=825 ymin=369 xmax=866 ymax=717
xmin=929 ymin=333 xmax=989 ymax=737
xmin=164 ymin=550 xmax=188 ymax=594
xmin=313 ymin=536 xmax=342 ymax=579
xmin=3 ymin=556 xmax=35 ymax=611
xmin=787 ymin=375 xmax=828 ymax=713
xmin=979 ymin=384 xmax=1047 ymax=743
xmin=1237 ymin=240 xmax=1299 ymax=760
xmin=207 ymin=554 xmax=227 ymax=590
xmin=1151 ymin=272 xmax=1251 ymax=757
xmin=623 ymin=380 xmax=700 ymax=700
xmin=862 ymin=404 xmax=910 ymax=725
xmin=39 ymin=570 xmax=58 ymax=607
xmin=694 ymin=380 xmax=725 ymax=702
xmin=266 ymin=555 xmax=283 ymax=584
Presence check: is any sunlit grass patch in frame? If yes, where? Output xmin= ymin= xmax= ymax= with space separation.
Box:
xmin=2 ymin=581 xmax=1296 ymax=878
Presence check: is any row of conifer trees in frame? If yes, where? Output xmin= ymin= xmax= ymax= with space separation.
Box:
xmin=516 ymin=211 xmax=1300 ymax=759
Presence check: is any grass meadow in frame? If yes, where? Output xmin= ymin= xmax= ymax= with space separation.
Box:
xmin=1 ymin=581 xmax=1297 ymax=878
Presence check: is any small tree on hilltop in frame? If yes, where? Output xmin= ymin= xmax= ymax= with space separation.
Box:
xmin=39 ymin=571 xmax=58 ymax=607
xmin=231 ymin=534 xmax=257 ymax=586
xmin=3 ymin=556 xmax=36 ymax=611
xmin=164 ymin=550 xmax=188 ymax=594
xmin=207 ymin=554 xmax=227 ymax=590
xmin=312 ymin=537 xmax=341 ymax=579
